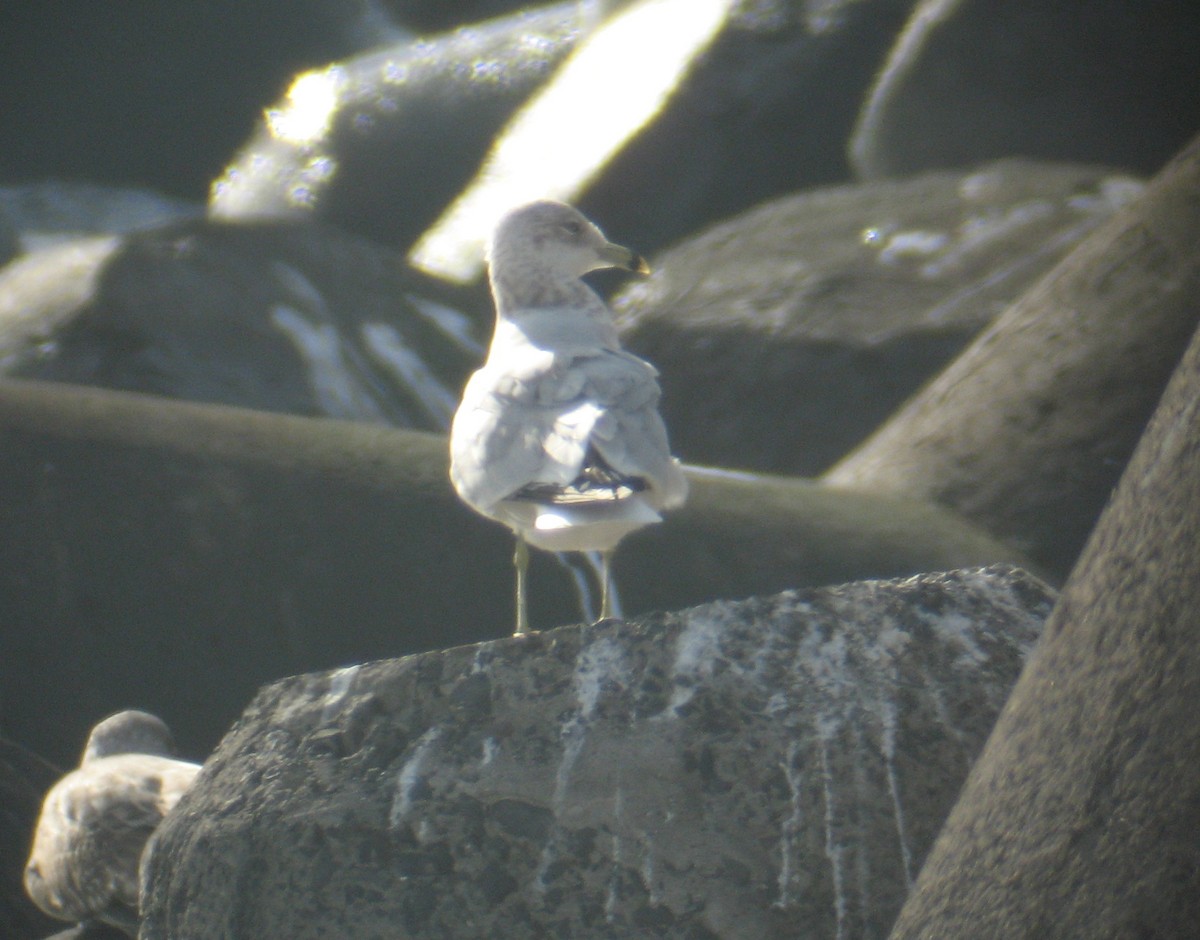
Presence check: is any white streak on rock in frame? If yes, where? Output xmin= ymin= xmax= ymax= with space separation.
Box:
xmin=270 ymin=304 xmax=388 ymax=421
xmin=409 ymin=295 xmax=484 ymax=356
xmin=388 ymin=727 xmax=441 ymax=826
xmin=933 ymin=610 xmax=988 ymax=667
xmin=773 ymin=740 xmax=804 ymax=908
xmin=639 ymin=832 xmax=661 ymax=905
xmin=605 ymin=786 xmax=625 ymax=922
xmin=553 ymin=635 xmax=628 ymax=807
xmin=537 ymin=635 xmax=630 ymax=894
xmin=480 ymin=736 xmax=499 ymax=767
xmin=819 ymin=737 xmax=847 ymax=940
xmin=879 ymin=695 xmax=914 ymax=887
xmin=664 ymin=612 xmax=725 ymax=713
xmin=320 ymin=665 xmax=360 ymax=723
xmin=360 ymin=321 xmax=458 ymax=426
xmin=920 ymin=199 xmax=1055 ymax=279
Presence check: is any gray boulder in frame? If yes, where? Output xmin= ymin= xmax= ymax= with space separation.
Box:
xmin=209 ymin=2 xmax=597 ymax=249
xmin=850 ymin=0 xmax=1200 ymax=180
xmin=216 ymin=0 xmax=915 ymax=264
xmin=141 ymin=565 xmax=1055 ymax=939
xmin=889 ymin=275 xmax=1200 ymax=939
xmin=613 ymin=159 xmax=1141 ymax=475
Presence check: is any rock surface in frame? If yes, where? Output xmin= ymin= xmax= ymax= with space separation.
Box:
xmin=888 ymin=308 xmax=1200 ymax=936
xmin=0 ymin=379 xmax=1031 ymax=770
xmin=141 ymin=565 xmax=1056 ymax=940
xmin=209 ymin=2 xmax=597 ymax=250
xmin=613 ymin=159 xmax=1141 ymax=474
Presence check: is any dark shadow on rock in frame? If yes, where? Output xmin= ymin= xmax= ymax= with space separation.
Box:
xmin=0 ymin=2 xmax=403 ymax=198
xmin=140 ymin=565 xmax=1055 ymax=939
xmin=0 ymin=736 xmax=62 ymax=940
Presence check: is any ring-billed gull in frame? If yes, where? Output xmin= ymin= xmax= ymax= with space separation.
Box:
xmin=24 ymin=710 xmax=201 ymax=936
xmin=450 ymin=200 xmax=687 ymax=634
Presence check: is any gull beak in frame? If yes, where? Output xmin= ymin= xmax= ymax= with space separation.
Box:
xmin=599 ymin=240 xmax=651 ymax=275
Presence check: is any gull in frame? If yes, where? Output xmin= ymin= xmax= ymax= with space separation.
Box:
xmin=450 ymin=200 xmax=687 ymax=634
xmin=24 ymin=710 xmax=202 ymax=937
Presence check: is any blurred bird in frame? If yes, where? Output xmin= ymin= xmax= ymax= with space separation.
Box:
xmin=24 ymin=710 xmax=201 ymax=937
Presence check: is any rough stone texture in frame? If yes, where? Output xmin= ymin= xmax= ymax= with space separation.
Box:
xmin=886 ymin=320 xmax=1200 ymax=932
xmin=825 ymin=132 xmax=1200 ymax=578
xmin=141 ymin=566 xmax=1055 ymax=940
xmin=851 ymin=0 xmax=1200 ymax=180
xmin=613 ymin=159 xmax=1141 ymax=475
xmin=0 ymin=736 xmax=62 ymax=940
xmin=0 ymin=218 xmax=480 ymax=428
xmin=0 ymin=379 xmax=1030 ymax=771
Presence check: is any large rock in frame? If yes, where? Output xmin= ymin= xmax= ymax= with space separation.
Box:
xmin=209 ymin=2 xmax=598 ymax=249
xmin=141 ymin=565 xmax=1056 ymax=939
xmin=0 ymin=379 xmax=1032 ymax=769
xmin=217 ymin=0 xmax=914 ymax=268
xmin=613 ymin=159 xmax=1141 ymax=475
xmin=888 ymin=302 xmax=1200 ymax=934
xmin=0 ymin=218 xmax=480 ymax=427
xmin=850 ymin=0 xmax=1200 ymax=180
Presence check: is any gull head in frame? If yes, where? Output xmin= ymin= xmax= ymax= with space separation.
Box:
xmin=82 ymin=710 xmax=176 ymax=764
xmin=487 ymin=200 xmax=650 ymax=284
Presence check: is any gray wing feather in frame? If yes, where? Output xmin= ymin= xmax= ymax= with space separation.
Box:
xmin=451 ymin=347 xmax=683 ymax=512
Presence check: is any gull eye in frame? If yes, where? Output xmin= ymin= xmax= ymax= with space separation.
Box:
xmin=563 ymin=220 xmax=583 ymax=237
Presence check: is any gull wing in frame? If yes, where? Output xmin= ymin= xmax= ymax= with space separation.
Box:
xmin=450 ymin=344 xmax=686 ymax=513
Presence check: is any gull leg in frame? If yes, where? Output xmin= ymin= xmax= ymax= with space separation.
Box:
xmin=599 ymin=549 xmax=614 ymax=620
xmin=514 ymin=535 xmax=530 ymax=636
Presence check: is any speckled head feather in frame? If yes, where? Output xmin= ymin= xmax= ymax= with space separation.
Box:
xmin=83 ymin=709 xmax=176 ymax=763
xmin=487 ymin=200 xmax=648 ymax=311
